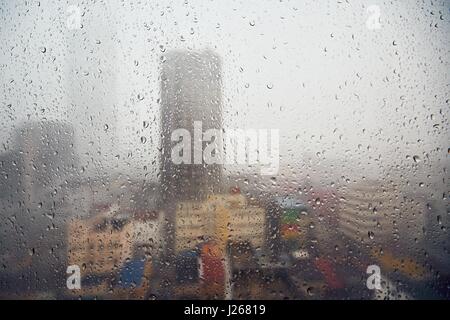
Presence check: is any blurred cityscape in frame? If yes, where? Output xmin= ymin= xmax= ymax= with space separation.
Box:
xmin=0 ymin=49 xmax=448 ymax=300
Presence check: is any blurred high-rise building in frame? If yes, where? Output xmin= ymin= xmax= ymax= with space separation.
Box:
xmin=13 ymin=121 xmax=78 ymax=290
xmin=158 ymin=50 xmax=224 ymax=294
xmin=160 ymin=49 xmax=223 ymax=204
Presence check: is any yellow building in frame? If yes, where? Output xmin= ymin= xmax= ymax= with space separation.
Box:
xmin=67 ymin=210 xmax=135 ymax=275
xmin=175 ymin=193 xmax=266 ymax=253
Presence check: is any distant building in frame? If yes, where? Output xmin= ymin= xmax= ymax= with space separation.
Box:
xmin=66 ymin=205 xmax=164 ymax=298
xmin=68 ymin=209 xmax=135 ymax=275
xmin=15 ymin=121 xmax=78 ymax=212
xmin=174 ymin=194 xmax=265 ymax=253
xmin=160 ymin=49 xmax=223 ymax=204
xmin=13 ymin=121 xmax=79 ymax=287
xmin=338 ymin=181 xmax=400 ymax=247
xmin=0 ymin=151 xmax=23 ymax=209
xmin=0 ymin=151 xmax=24 ymax=265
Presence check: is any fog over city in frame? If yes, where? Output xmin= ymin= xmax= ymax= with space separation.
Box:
xmin=1 ymin=1 xmax=447 ymax=179
xmin=0 ymin=0 xmax=448 ymax=300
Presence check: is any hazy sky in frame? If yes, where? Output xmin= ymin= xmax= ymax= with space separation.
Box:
xmin=1 ymin=0 xmax=448 ymax=185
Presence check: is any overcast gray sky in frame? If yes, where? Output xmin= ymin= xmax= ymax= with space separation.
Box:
xmin=1 ymin=0 xmax=448 ymax=188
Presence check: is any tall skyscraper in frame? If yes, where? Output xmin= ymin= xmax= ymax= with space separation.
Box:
xmin=158 ymin=50 xmax=224 ymax=290
xmin=160 ymin=49 xmax=223 ymax=204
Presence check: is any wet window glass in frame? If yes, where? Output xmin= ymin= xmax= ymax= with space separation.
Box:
xmin=0 ymin=0 xmax=449 ymax=300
